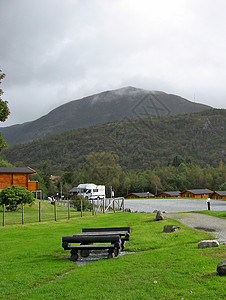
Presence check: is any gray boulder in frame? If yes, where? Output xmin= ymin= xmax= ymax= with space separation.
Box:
xmin=163 ymin=225 xmax=181 ymax=233
xmin=217 ymin=259 xmax=226 ymax=276
xmin=155 ymin=210 xmax=164 ymax=221
xmin=198 ymin=240 xmax=219 ymax=248
xmin=124 ymin=208 xmax=134 ymax=212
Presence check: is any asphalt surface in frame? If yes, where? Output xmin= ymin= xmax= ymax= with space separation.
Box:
xmin=124 ymin=198 xmax=226 ymax=213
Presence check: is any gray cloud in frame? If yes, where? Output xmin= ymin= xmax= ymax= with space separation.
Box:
xmin=1 ymin=0 xmax=226 ymax=126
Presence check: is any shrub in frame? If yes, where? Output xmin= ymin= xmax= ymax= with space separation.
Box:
xmin=0 ymin=185 xmax=35 ymax=211
xmin=71 ymin=195 xmax=92 ymax=211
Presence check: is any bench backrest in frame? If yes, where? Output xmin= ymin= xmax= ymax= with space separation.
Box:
xmin=62 ymin=234 xmax=120 ymax=244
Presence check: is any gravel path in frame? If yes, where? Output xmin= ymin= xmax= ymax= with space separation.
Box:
xmin=166 ymin=213 xmax=226 ymax=242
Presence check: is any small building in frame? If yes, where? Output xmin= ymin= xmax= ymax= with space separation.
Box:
xmin=50 ymin=175 xmax=61 ymax=183
xmin=0 ymin=167 xmax=39 ymax=191
xmin=211 ymin=191 xmax=226 ymax=200
xmin=124 ymin=192 xmax=154 ymax=199
xmin=69 ymin=187 xmax=79 ymax=199
xmin=156 ymin=191 xmax=181 ymax=198
xmin=180 ymin=189 xmax=213 ymax=199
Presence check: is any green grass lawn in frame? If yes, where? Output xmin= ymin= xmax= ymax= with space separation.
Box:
xmin=0 ymin=210 xmax=225 ymax=299
xmin=0 ymin=200 xmax=91 ymax=225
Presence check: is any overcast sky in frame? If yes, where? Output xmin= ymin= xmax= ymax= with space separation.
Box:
xmin=1 ymin=0 xmax=226 ymax=127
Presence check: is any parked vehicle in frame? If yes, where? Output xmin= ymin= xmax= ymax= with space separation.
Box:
xmin=76 ymin=183 xmax=105 ymax=200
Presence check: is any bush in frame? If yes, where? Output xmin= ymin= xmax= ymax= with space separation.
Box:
xmin=0 ymin=185 xmax=35 ymax=211
xmin=71 ymin=195 xmax=92 ymax=211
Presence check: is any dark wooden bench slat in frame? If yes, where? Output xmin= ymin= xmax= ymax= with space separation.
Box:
xmin=74 ymin=231 xmax=130 ymax=240
xmin=82 ymin=227 xmax=131 ymax=233
xmin=66 ymin=244 xmax=116 ymax=250
xmin=62 ymin=234 xmax=120 ymax=244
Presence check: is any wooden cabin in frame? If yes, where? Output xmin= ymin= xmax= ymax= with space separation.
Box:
xmin=124 ymin=192 xmax=154 ymax=199
xmin=210 ymin=191 xmax=226 ymax=200
xmin=156 ymin=191 xmax=181 ymax=198
xmin=0 ymin=167 xmax=39 ymax=191
xmin=180 ymin=189 xmax=213 ymax=199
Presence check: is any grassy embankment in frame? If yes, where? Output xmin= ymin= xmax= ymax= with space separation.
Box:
xmin=0 ymin=203 xmax=225 ymax=299
xmin=194 ymin=210 xmax=226 ymax=219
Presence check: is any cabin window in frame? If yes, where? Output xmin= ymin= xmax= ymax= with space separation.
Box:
xmin=93 ymin=189 xmax=98 ymax=192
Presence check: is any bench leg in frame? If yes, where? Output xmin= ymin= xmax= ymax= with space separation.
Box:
xmin=70 ymin=249 xmax=79 ymax=261
xmin=107 ymin=249 xmax=115 ymax=259
xmin=121 ymin=241 xmax=125 ymax=251
xmin=80 ymin=249 xmax=90 ymax=257
xmin=114 ymin=247 xmax=120 ymax=257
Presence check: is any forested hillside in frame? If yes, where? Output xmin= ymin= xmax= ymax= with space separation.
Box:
xmin=4 ymin=109 xmax=225 ymax=173
xmin=0 ymin=86 xmax=211 ymax=146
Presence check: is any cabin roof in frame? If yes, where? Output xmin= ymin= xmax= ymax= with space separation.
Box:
xmin=181 ymin=189 xmax=213 ymax=194
xmin=212 ymin=191 xmax=226 ymax=196
xmin=0 ymin=167 xmax=36 ymax=174
xmin=126 ymin=192 xmax=154 ymax=197
xmin=161 ymin=191 xmax=180 ymax=196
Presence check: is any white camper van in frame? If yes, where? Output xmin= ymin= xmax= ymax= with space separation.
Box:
xmin=77 ymin=183 xmax=105 ymax=200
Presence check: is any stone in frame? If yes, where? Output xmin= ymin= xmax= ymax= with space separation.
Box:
xmin=163 ymin=225 xmax=181 ymax=233
xmin=198 ymin=240 xmax=219 ymax=248
xmin=217 ymin=259 xmax=226 ymax=276
xmin=155 ymin=210 xmax=164 ymax=221
xmin=153 ymin=210 xmax=158 ymax=213
xmin=124 ymin=208 xmax=135 ymax=213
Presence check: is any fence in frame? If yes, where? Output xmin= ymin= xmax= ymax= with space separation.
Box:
xmin=1 ymin=197 xmax=125 ymax=226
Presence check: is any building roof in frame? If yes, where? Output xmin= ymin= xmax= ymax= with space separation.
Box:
xmin=69 ymin=187 xmax=79 ymax=193
xmin=0 ymin=167 xmax=36 ymax=174
xmin=125 ymin=192 xmax=154 ymax=198
xmin=162 ymin=191 xmax=181 ymax=196
xmin=212 ymin=191 xmax=226 ymax=196
xmin=181 ymin=189 xmax=213 ymax=194
xmin=50 ymin=175 xmax=61 ymax=181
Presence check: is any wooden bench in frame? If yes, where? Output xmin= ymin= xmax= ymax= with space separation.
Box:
xmin=82 ymin=227 xmax=131 ymax=250
xmin=62 ymin=234 xmax=121 ymax=261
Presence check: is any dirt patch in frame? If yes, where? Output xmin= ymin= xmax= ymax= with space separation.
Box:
xmin=75 ymin=250 xmax=135 ymax=266
xmin=194 ymin=226 xmax=216 ymax=232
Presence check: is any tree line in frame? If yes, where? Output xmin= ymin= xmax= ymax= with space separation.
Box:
xmin=15 ymin=152 xmax=224 ymax=198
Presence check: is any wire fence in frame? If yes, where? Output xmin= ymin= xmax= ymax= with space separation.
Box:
xmin=0 ymin=198 xmax=125 ymax=226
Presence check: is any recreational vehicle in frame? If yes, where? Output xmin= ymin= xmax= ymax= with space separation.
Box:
xmin=77 ymin=183 xmax=105 ymax=200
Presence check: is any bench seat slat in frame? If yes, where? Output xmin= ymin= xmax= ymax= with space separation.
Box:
xmin=74 ymin=231 xmax=130 ymax=240
xmin=66 ymin=244 xmax=116 ymax=250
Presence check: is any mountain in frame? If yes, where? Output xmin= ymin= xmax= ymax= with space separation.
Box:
xmin=0 ymin=87 xmax=211 ymax=147
xmin=4 ymin=109 xmax=225 ymax=172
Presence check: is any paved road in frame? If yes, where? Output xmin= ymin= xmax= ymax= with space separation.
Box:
xmin=124 ymin=198 xmax=226 ymax=213
xmin=166 ymin=213 xmax=226 ymax=242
